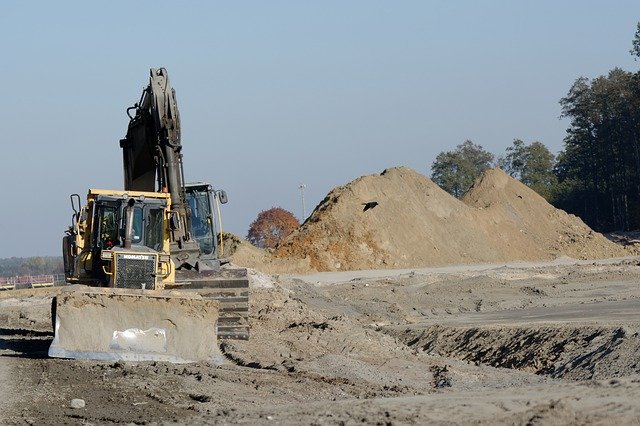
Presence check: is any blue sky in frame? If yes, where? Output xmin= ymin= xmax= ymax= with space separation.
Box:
xmin=1 ymin=1 xmax=639 ymax=257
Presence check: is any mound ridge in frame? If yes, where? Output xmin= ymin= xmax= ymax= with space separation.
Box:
xmin=272 ymin=166 xmax=625 ymax=271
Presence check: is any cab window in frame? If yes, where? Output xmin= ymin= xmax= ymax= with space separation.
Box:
xmin=145 ymin=208 xmax=164 ymax=251
xmin=97 ymin=205 xmax=119 ymax=249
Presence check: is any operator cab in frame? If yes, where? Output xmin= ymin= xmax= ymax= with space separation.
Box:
xmin=92 ymin=194 xmax=166 ymax=253
xmin=185 ymin=182 xmax=227 ymax=258
xmin=84 ymin=192 xmax=169 ymax=286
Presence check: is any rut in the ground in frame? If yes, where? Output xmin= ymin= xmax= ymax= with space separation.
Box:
xmin=385 ymin=324 xmax=640 ymax=380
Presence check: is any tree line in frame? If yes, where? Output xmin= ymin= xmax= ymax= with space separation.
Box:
xmin=431 ymin=22 xmax=640 ymax=233
xmin=0 ymin=256 xmax=63 ymax=277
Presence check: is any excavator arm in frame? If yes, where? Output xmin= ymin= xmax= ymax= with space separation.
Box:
xmin=120 ymin=68 xmax=200 ymax=268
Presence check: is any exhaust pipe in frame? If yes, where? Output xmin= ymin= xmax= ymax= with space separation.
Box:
xmin=123 ymin=198 xmax=135 ymax=249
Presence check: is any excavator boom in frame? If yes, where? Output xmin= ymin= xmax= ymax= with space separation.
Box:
xmin=120 ymin=68 xmax=200 ymax=268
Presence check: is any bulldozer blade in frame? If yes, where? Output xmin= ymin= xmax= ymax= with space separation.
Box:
xmin=48 ymin=286 xmax=222 ymax=364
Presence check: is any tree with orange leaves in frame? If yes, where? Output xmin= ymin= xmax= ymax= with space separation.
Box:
xmin=246 ymin=207 xmax=300 ymax=249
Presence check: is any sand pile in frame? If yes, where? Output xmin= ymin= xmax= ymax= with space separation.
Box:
xmin=222 ymin=232 xmax=314 ymax=274
xmin=270 ymin=167 xmax=625 ymax=271
xmin=462 ymin=169 xmax=624 ymax=261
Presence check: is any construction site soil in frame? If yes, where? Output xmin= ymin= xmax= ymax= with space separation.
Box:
xmin=2 ymin=167 xmax=640 ymax=424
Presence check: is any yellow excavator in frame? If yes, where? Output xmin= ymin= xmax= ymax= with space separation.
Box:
xmin=49 ymin=68 xmax=249 ymax=363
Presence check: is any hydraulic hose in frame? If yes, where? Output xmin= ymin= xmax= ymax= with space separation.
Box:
xmin=215 ymin=195 xmax=224 ymax=256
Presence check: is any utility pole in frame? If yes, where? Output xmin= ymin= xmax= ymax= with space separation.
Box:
xmin=299 ymin=184 xmax=306 ymax=221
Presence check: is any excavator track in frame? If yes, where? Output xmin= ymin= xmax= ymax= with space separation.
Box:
xmin=171 ymin=268 xmax=250 ymax=340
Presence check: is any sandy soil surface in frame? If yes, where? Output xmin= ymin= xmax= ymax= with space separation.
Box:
xmin=2 ymin=257 xmax=640 ymax=425
xmin=2 ymin=167 xmax=640 ymax=424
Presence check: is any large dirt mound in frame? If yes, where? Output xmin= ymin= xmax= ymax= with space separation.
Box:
xmin=272 ymin=167 xmax=625 ymax=271
xmin=462 ymin=168 xmax=623 ymax=261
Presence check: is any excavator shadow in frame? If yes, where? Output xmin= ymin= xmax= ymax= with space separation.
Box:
xmin=0 ymin=328 xmax=53 ymax=359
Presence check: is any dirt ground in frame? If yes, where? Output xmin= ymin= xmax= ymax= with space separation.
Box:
xmin=2 ymin=257 xmax=640 ymax=425
xmin=2 ymin=168 xmax=640 ymax=424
